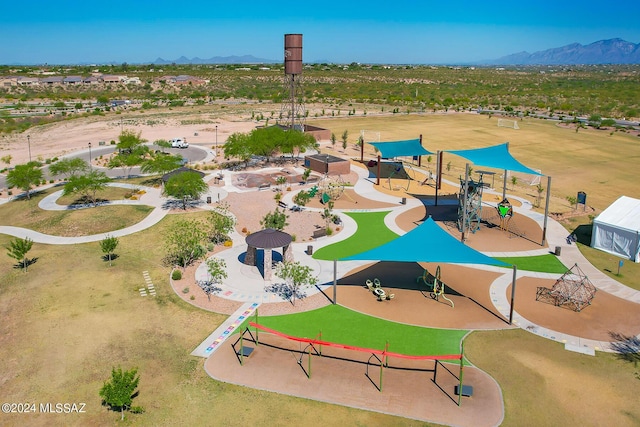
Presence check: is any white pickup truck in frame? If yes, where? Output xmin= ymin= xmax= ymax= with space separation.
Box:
xmin=170 ymin=138 xmax=188 ymax=148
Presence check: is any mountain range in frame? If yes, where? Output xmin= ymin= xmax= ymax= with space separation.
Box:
xmin=485 ymin=38 xmax=640 ymax=65
xmin=152 ymin=39 xmax=640 ymax=66
xmin=153 ymin=55 xmax=278 ymax=65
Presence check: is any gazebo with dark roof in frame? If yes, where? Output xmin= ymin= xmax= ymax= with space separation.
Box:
xmin=244 ymin=228 xmax=293 ymax=280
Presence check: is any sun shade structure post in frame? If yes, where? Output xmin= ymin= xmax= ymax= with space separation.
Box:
xmin=435 ymin=150 xmax=441 ymax=206
xmin=502 ymin=169 xmax=507 ymax=200
xmin=418 ymin=134 xmax=423 ymax=167
xmin=254 ymin=308 xmax=259 ymax=345
xmin=360 ymin=136 xmax=365 ymax=163
xmin=461 ymin=163 xmax=470 ymax=242
xmin=542 ymin=175 xmax=552 ymax=246
xmin=376 ymin=154 xmax=381 ymax=186
xmin=458 ymin=343 xmax=465 ymax=407
xmin=509 ymin=265 xmax=518 ymax=325
xmin=333 ymin=259 xmax=337 ymax=304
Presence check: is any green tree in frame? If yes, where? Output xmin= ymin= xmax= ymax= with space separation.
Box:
xmin=163 ymin=171 xmax=208 ymax=210
xmin=108 ymin=130 xmax=149 ymax=177
xmin=535 ymin=184 xmax=545 ymax=208
xmin=1 ymin=154 xmax=11 ymax=165
xmin=6 ymin=162 xmax=43 ymax=200
xmin=260 ymin=208 xmax=289 ymax=230
xmin=330 ymin=132 xmax=337 ymax=148
xmin=140 ymin=153 xmax=184 ymax=176
xmin=49 ymin=157 xmax=89 ymax=179
xmin=63 ymin=170 xmax=111 ymax=205
xmin=223 ymin=132 xmax=252 ymax=166
xmin=207 ymin=203 xmax=235 ymax=244
xmin=206 ymin=257 xmax=228 ymax=284
xmin=117 ymin=130 xmax=147 ymax=152
xmin=96 ymin=95 xmax=109 ymax=105
xmin=275 ymin=261 xmax=318 ymax=306
xmin=511 ymin=175 xmax=518 ymax=190
xmin=341 ymin=130 xmax=348 ymax=150
xmin=301 ymin=168 xmax=311 ymax=183
xmin=100 ymin=235 xmax=119 ymax=267
xmin=6 ymin=236 xmax=34 ymax=272
xmin=279 ymin=128 xmax=317 ymax=158
xmin=247 ymin=126 xmax=281 ymax=162
xmin=154 ymin=139 xmax=172 ymax=153
xmin=164 ymin=218 xmax=208 ymax=269
xmin=293 ymin=190 xmax=312 ymax=206
xmin=99 ymin=367 xmax=141 ymax=421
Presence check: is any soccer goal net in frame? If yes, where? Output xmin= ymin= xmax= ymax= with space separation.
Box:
xmin=506 ymin=169 xmax=542 ymax=186
xmin=360 ymin=130 xmax=381 ymax=143
xmin=497 ymin=118 xmax=520 ymax=130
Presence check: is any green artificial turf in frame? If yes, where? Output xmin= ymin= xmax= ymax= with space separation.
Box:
xmin=496 ymin=254 xmax=568 ymax=274
xmin=244 ymin=304 xmax=467 ymax=357
xmin=312 ymin=211 xmax=398 ymax=260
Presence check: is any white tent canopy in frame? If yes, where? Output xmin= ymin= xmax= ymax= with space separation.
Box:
xmin=591 ymin=196 xmax=640 ymax=262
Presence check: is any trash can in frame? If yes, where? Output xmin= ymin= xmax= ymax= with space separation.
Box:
xmin=577 ymin=191 xmax=587 ymax=205
xmin=554 ymin=246 xmax=561 ymax=256
xmin=401 ymin=197 xmax=406 ymax=205
xmin=206 ymin=196 xmax=211 ymax=204
xmin=307 ymin=245 xmax=313 ymax=255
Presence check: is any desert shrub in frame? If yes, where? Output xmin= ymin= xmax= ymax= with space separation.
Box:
xmin=171 ymin=269 xmax=182 ymax=280
xmin=182 ymin=287 xmax=189 ymax=294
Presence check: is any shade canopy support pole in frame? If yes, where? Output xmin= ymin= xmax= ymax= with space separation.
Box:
xmin=542 ymin=176 xmax=551 ymax=246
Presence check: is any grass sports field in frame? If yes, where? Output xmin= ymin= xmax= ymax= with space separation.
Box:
xmin=1 ymin=112 xmax=640 ymax=425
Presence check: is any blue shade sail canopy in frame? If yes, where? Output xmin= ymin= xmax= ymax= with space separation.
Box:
xmin=369 ymin=139 xmax=433 ymax=159
xmin=340 ymin=216 xmax=509 ymax=267
xmin=445 ymin=142 xmax=542 ymax=176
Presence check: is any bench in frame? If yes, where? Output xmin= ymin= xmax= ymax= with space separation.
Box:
xmin=278 ymin=201 xmax=288 ymax=209
xmin=312 ymin=228 xmax=327 ymax=239
xmin=454 ymin=385 xmax=474 ymax=397
xmin=258 ymin=183 xmax=271 ymax=190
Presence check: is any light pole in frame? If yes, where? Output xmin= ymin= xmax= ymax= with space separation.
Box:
xmin=215 ymin=125 xmax=218 ymax=158
xmin=88 ymin=142 xmax=92 ymax=169
xmin=27 ymin=135 xmax=31 ymax=163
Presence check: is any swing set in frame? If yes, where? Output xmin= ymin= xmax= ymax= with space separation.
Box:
xmin=231 ymin=309 xmax=469 ymax=405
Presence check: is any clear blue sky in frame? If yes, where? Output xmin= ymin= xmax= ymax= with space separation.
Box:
xmin=2 ymin=0 xmax=639 ymax=65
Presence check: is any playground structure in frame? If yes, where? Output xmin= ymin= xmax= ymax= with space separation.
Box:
xmin=387 ymin=161 xmax=416 ymax=191
xmin=230 ymin=311 xmax=468 ymax=405
xmin=317 ymin=174 xmax=356 ymax=204
xmin=457 ymin=176 xmax=484 ymax=234
xmin=496 ymin=198 xmax=513 ymax=233
xmin=417 ymin=265 xmax=454 ymax=308
xmin=535 ymin=263 xmax=597 ymax=312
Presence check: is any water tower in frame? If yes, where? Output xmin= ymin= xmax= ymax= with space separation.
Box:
xmin=281 ymin=34 xmax=305 ymax=131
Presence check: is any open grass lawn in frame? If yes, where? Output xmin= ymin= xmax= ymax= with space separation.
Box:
xmin=248 ymin=304 xmax=467 ymax=357
xmin=55 ymin=185 xmax=136 ymax=205
xmin=308 ymin=113 xmax=640 ymax=214
xmin=312 ymin=211 xmax=398 ymax=260
xmin=465 ymin=329 xmax=640 ymax=427
xmin=496 ymin=254 xmax=568 ymax=274
xmin=0 ymin=187 xmax=153 ymax=236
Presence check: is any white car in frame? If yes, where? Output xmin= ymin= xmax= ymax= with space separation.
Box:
xmin=170 ymin=138 xmax=188 ymax=148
